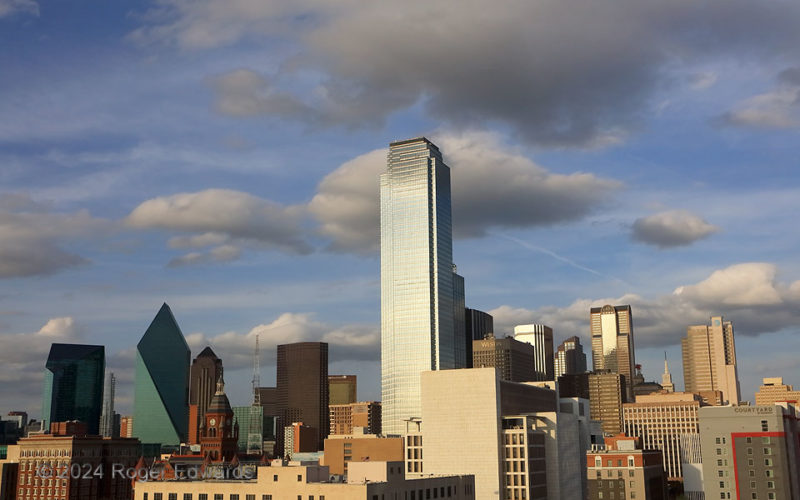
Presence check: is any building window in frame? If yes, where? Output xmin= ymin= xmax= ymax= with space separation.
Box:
xmin=246 ymin=496 xmax=255 ymax=500
xmin=184 ymin=495 xmax=192 ymax=500
xmin=155 ymin=495 xmax=163 ymax=500
xmin=199 ymin=495 xmax=207 ymax=500
xmin=765 ymin=459 xmax=773 ymax=466
xmin=215 ymin=495 xmax=223 ymax=500
xmin=230 ymin=496 xmax=239 ymax=500
xmin=169 ymin=495 xmax=177 ymax=500
xmin=262 ymin=496 xmax=272 ymax=500
xmin=297 ymin=475 xmax=302 ymax=482
xmin=273 ymin=475 xmax=278 ymax=481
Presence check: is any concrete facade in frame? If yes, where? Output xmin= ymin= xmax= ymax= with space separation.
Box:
xmin=623 ymin=392 xmax=702 ymax=481
xmin=590 ymin=305 xmax=636 ymax=401
xmin=755 ymin=377 xmax=800 ymax=406
xmin=699 ymin=404 xmax=800 ymax=500
xmin=322 ymin=432 xmax=403 ymax=475
xmin=587 ymin=435 xmax=668 ymax=500
xmin=682 ymin=316 xmax=740 ymax=406
xmin=133 ymin=461 xmax=475 ymax=500
xmin=415 ymin=368 xmax=581 ymax=500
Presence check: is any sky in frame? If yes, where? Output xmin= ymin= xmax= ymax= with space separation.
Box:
xmin=1 ymin=0 xmax=800 ymax=418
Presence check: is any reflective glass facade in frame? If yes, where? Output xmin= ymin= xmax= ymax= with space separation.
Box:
xmin=41 ymin=343 xmax=105 ymax=434
xmin=380 ymin=137 xmax=458 ymax=436
xmin=133 ymin=303 xmax=190 ymax=445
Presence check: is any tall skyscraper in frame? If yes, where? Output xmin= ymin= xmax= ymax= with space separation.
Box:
xmin=590 ymin=304 xmax=636 ymax=400
xmin=380 ymin=137 xmax=460 ymax=435
xmin=452 ymin=269 xmax=466 ymax=369
xmin=464 ymin=308 xmax=494 ymax=368
xmin=554 ymin=336 xmax=587 ymax=377
xmin=276 ymin=342 xmax=329 ymax=451
xmin=514 ymin=324 xmax=555 ymax=381
xmin=41 ymin=343 xmax=105 ymax=434
xmin=188 ymin=346 xmax=223 ymax=443
xmin=99 ymin=371 xmax=116 ymax=437
xmin=133 ymin=303 xmax=190 ymax=445
xmin=588 ymin=370 xmax=626 ymax=435
xmin=681 ymin=316 xmax=740 ymax=405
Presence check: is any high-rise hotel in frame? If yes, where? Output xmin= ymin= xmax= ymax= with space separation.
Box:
xmin=380 ymin=137 xmax=463 ymax=435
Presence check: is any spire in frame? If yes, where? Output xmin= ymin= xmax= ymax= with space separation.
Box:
xmin=215 ymin=370 xmax=225 ymax=396
xmin=661 ymin=351 xmax=675 ymax=393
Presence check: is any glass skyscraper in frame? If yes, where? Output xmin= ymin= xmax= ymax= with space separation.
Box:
xmin=380 ymin=137 xmax=460 ymax=436
xmin=41 ymin=343 xmax=105 ymax=434
xmin=133 ymin=303 xmax=190 ymax=445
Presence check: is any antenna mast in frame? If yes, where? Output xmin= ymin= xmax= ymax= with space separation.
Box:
xmin=252 ymin=334 xmax=261 ymax=405
xmin=247 ymin=334 xmax=263 ymax=455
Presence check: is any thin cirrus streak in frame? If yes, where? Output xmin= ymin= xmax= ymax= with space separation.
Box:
xmin=494 ymin=232 xmax=631 ymax=287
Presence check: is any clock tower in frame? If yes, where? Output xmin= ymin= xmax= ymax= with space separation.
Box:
xmin=199 ymin=373 xmax=239 ymax=461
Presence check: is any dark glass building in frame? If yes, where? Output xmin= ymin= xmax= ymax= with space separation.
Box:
xmin=465 ymin=308 xmax=494 ymax=368
xmin=276 ymin=342 xmax=328 ymax=452
xmin=41 ymin=343 xmax=105 ymax=434
xmin=133 ymin=303 xmax=190 ymax=446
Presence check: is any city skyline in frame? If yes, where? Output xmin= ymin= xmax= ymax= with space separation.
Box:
xmin=2 ymin=0 xmax=800 ymax=418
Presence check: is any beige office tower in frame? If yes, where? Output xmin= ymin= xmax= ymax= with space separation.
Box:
xmin=622 ymin=392 xmax=703 ymax=481
xmin=681 ymin=316 xmax=740 ymax=405
xmin=590 ymin=305 xmax=635 ymax=400
xmin=588 ymin=371 xmax=626 ymax=436
xmin=755 ymin=377 xmax=800 ymax=405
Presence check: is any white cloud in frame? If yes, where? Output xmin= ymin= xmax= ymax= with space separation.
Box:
xmin=0 ymin=194 xmax=109 ymax=278
xmin=490 ymin=262 xmax=800 ymax=349
xmin=126 ymin=189 xmax=312 ymax=261
xmin=167 ymin=245 xmax=242 ymax=268
xmin=720 ymin=67 xmax=800 ymax=129
xmin=0 ymin=317 xmax=82 ymax=415
xmin=0 ymin=0 xmax=39 ymax=18
xmin=309 ymin=131 xmax=621 ymax=253
xmin=186 ymin=312 xmax=379 ymax=371
xmin=631 ymin=209 xmax=719 ymax=248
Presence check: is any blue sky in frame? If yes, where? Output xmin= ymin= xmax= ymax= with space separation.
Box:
xmin=1 ymin=0 xmax=799 ymax=417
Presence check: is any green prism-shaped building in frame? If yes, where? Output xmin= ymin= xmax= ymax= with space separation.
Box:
xmin=133 ymin=303 xmax=190 ymax=446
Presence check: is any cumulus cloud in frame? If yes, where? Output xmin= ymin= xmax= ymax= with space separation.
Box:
xmin=309 ymin=132 xmax=621 ymax=253
xmin=0 ymin=317 xmax=82 ymax=414
xmin=0 ymin=0 xmax=39 ymax=18
xmin=135 ymin=0 xmax=800 ymax=147
xmin=126 ymin=189 xmax=312 ymax=262
xmin=185 ymin=312 xmax=379 ymax=371
xmin=720 ymin=67 xmax=800 ymax=129
xmin=631 ymin=210 xmax=719 ymax=248
xmin=490 ymin=262 xmax=800 ymax=349
xmin=0 ymin=194 xmax=108 ymax=278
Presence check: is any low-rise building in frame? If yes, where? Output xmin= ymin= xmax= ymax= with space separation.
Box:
xmin=322 ymin=430 xmax=403 ymax=475
xmin=329 ymin=401 xmax=381 ymax=436
xmin=15 ymin=433 xmax=140 ymax=500
xmin=587 ymin=434 xmax=668 ymax=500
xmin=133 ymin=460 xmax=475 ymax=499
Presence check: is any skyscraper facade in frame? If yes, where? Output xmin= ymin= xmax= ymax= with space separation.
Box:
xmin=681 ymin=316 xmax=740 ymax=405
xmin=133 ymin=303 xmax=190 ymax=445
xmin=328 ymin=375 xmax=357 ymax=406
xmin=380 ymin=137 xmax=459 ymax=435
xmin=41 ymin=343 xmax=105 ymax=434
xmin=472 ymin=334 xmax=536 ymax=382
xmin=189 ymin=346 xmax=223 ymax=443
xmin=554 ymin=336 xmax=587 ymax=378
xmin=99 ymin=371 xmax=116 ymax=438
xmin=590 ymin=304 xmax=636 ymax=400
xmin=464 ymin=308 xmax=494 ymax=368
xmin=276 ymin=342 xmax=329 ymax=451
xmin=514 ymin=324 xmax=555 ymax=381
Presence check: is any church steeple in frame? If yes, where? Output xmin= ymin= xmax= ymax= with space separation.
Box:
xmin=661 ymin=352 xmax=675 ymax=393
xmin=200 ymin=371 xmax=238 ymax=462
